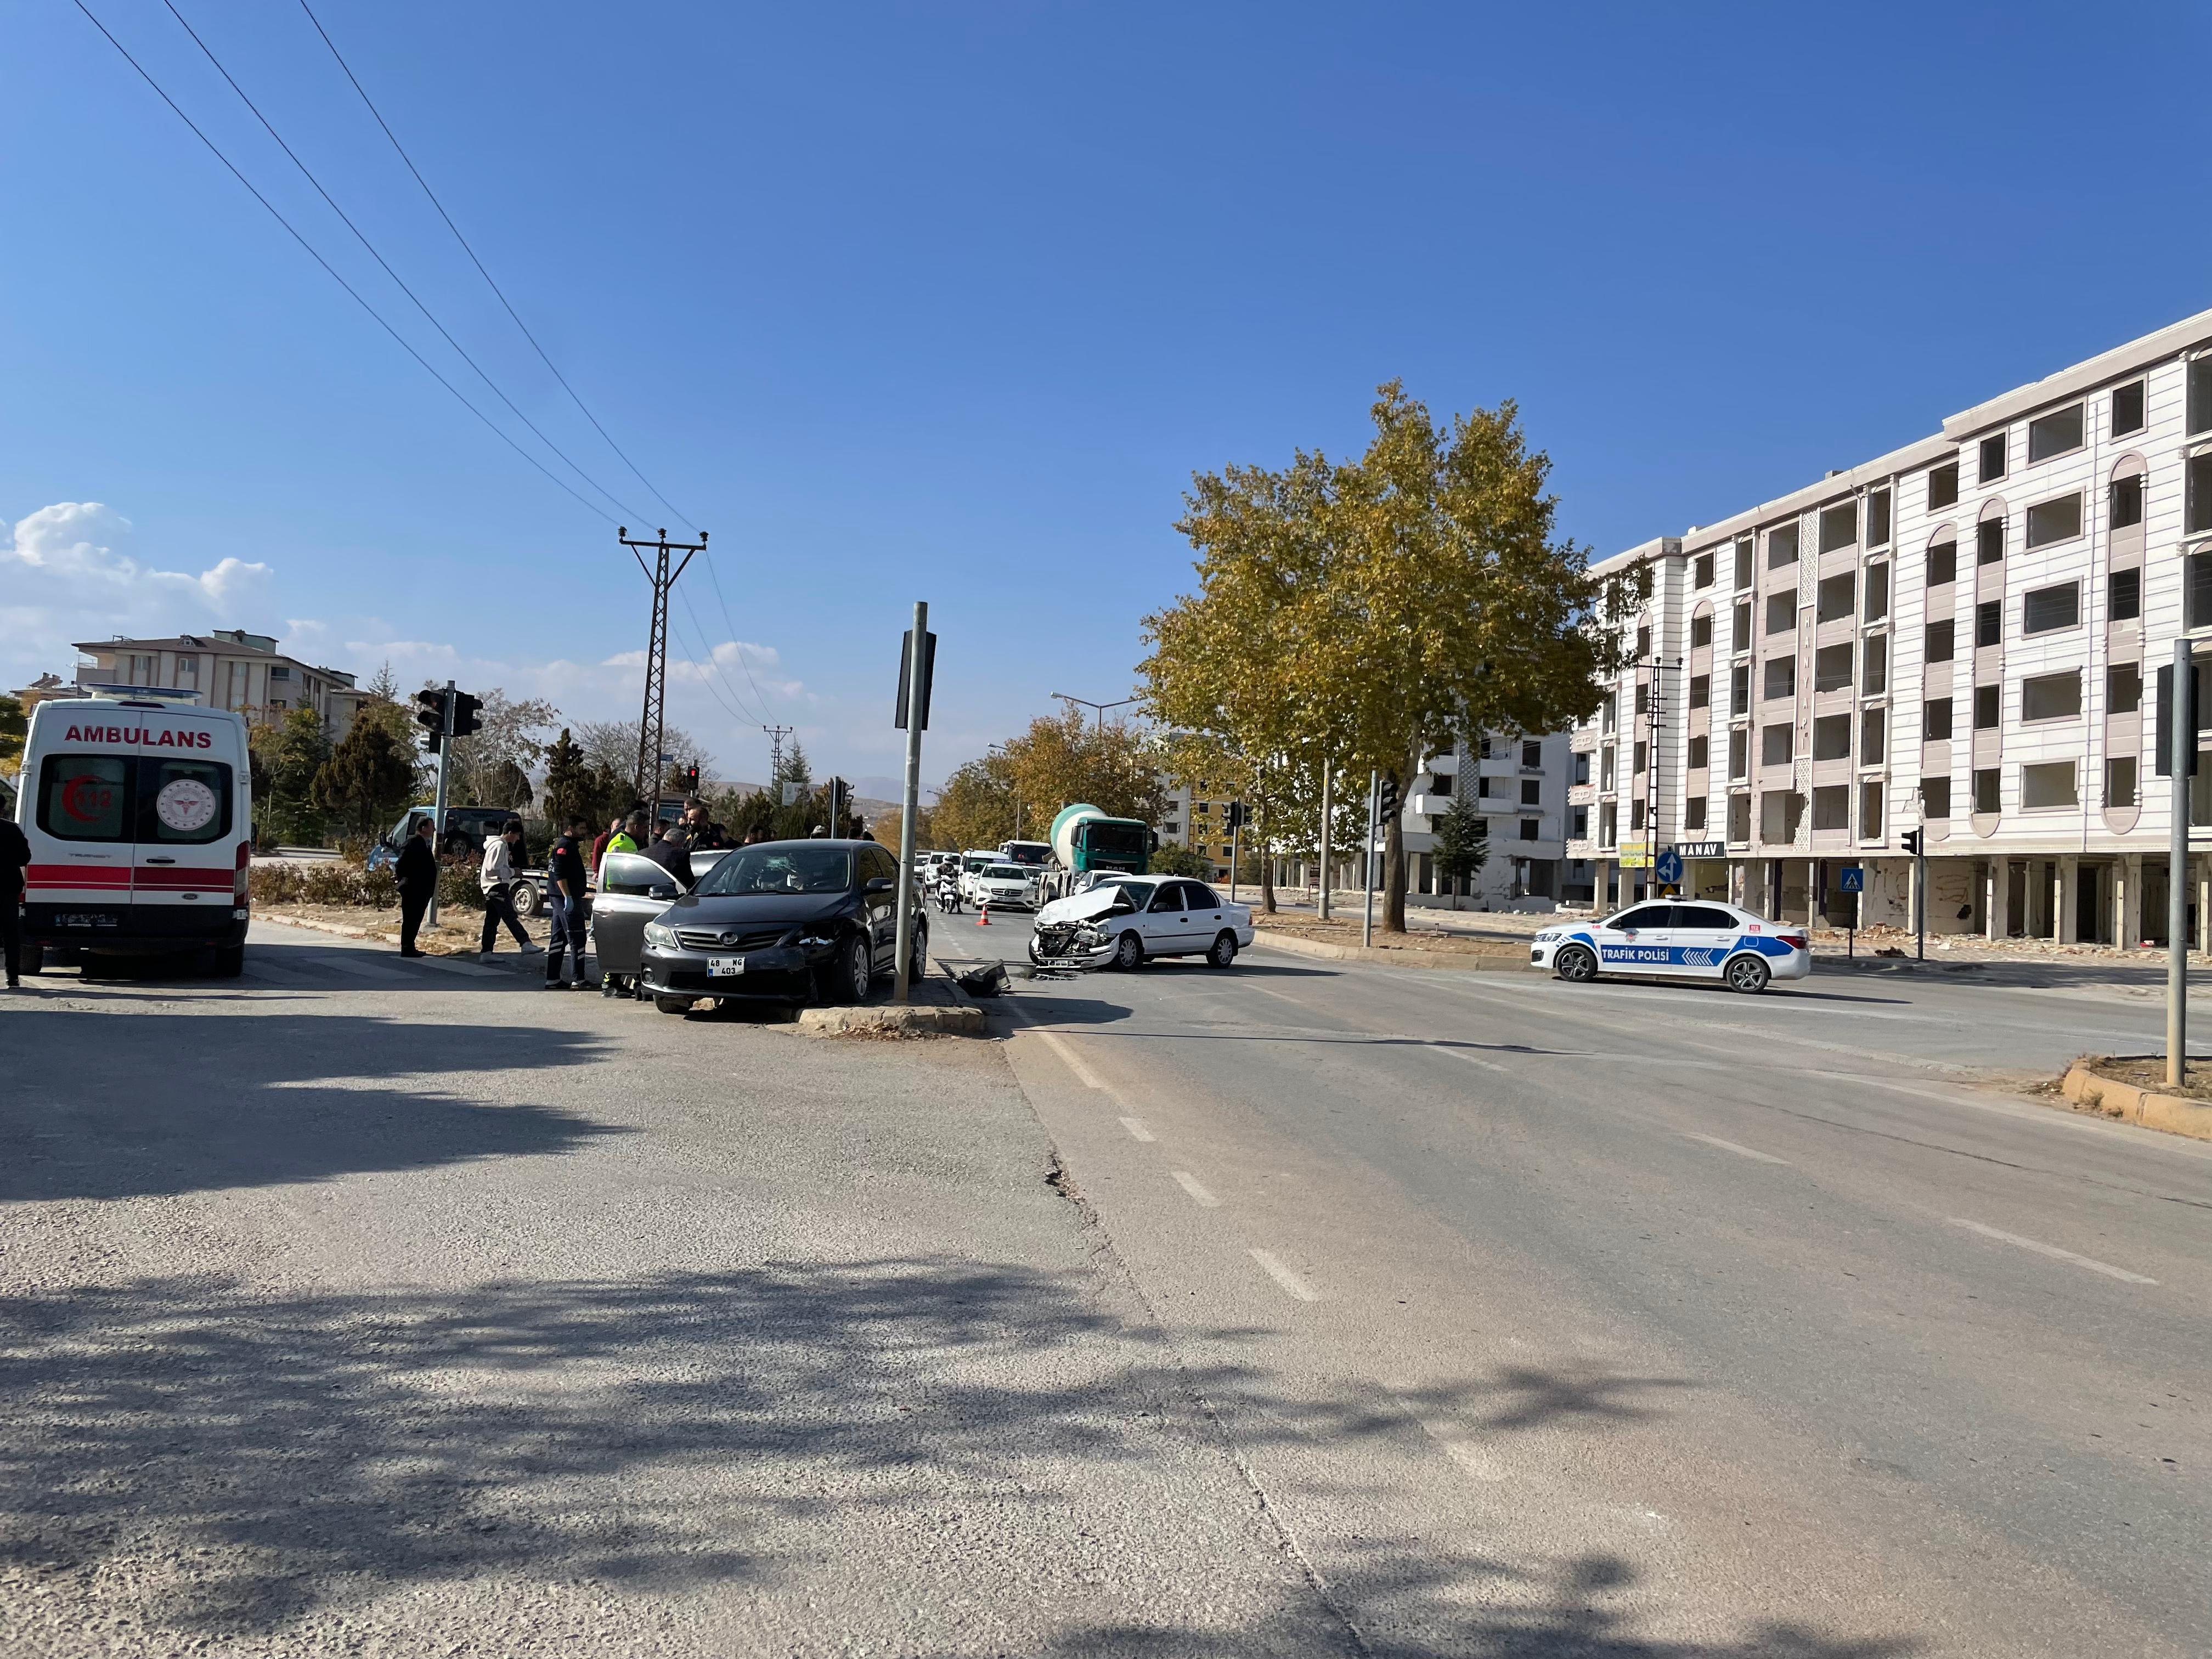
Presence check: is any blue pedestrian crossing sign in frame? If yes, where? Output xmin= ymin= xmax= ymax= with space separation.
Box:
xmin=1654 ymin=846 xmax=1683 ymax=887
xmin=1838 ymin=865 xmax=1865 ymax=893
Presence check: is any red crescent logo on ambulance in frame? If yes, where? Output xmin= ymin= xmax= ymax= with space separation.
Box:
xmin=61 ymin=774 xmax=109 ymax=822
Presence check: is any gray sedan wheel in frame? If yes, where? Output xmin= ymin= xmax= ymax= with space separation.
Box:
xmin=511 ymin=881 xmax=541 ymax=919
xmin=839 ymin=933 xmax=873 ymax=1003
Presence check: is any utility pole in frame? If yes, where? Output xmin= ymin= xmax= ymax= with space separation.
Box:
xmin=618 ymin=526 xmax=708 ymax=812
xmin=1317 ymin=761 xmax=1333 ymax=922
xmin=2169 ymin=637 xmax=2192 ymax=1088
xmin=763 ymin=725 xmax=793 ymax=785
xmin=427 ymin=681 xmax=454 ymax=927
xmin=1362 ymin=770 xmax=1379 ymax=948
xmin=1050 ymin=692 xmax=1136 ymax=733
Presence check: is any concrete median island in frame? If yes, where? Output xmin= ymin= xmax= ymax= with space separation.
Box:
xmin=2058 ymin=1056 xmax=2212 ymax=1142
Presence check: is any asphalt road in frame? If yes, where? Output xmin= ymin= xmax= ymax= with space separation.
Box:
xmin=3 ymin=910 xmax=2206 ymax=1656
xmin=942 ymin=900 xmax=2211 ymax=1656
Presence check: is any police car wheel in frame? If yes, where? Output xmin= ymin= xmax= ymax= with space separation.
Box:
xmin=1205 ymin=931 xmax=1237 ymax=968
xmin=1113 ymin=930 xmax=1144 ymax=971
xmin=1554 ymin=944 xmax=1598 ymax=983
xmin=1725 ymin=954 xmax=1770 ymax=994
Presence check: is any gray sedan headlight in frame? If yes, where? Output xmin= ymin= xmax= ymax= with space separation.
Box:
xmin=643 ymin=921 xmax=678 ymax=949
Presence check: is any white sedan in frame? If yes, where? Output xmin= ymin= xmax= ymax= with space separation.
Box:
xmin=1029 ymin=875 xmax=1254 ymax=970
xmin=1530 ymin=900 xmax=1810 ymax=994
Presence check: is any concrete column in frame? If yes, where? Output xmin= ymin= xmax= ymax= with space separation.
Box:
xmin=1985 ymin=859 xmax=2009 ymax=941
xmin=2120 ymin=854 xmax=2142 ymax=947
xmin=2056 ymin=857 xmax=2078 ymax=944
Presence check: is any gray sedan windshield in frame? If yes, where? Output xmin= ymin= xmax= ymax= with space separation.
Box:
xmin=695 ymin=847 xmax=854 ymax=896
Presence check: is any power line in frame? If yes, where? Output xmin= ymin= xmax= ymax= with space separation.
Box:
xmin=699 ymin=546 xmax=778 ymax=720
xmin=668 ymin=592 xmax=763 ymax=727
xmin=68 ymin=0 xmax=619 ymax=525
xmin=295 ymin=0 xmax=697 ymax=534
xmin=155 ymin=0 xmax=645 ymax=525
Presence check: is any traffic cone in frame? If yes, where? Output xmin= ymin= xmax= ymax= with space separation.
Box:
xmin=978 ymin=902 xmax=991 ymax=927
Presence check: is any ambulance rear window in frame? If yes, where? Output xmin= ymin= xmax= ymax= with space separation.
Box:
xmin=38 ymin=756 xmax=131 ymax=842
xmin=146 ymin=758 xmax=232 ymax=843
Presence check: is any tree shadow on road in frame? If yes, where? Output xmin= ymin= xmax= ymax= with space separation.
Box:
xmin=0 ymin=1263 xmax=1914 ymax=1656
xmin=1 ymin=1012 xmax=621 ymax=1202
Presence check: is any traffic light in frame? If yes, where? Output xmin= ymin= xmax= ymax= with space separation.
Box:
xmin=412 ymin=687 xmax=447 ymax=754
xmin=1901 ymin=829 xmax=1921 ymax=856
xmin=1377 ymin=777 xmax=1401 ymax=818
xmin=680 ymin=765 xmax=701 ymax=793
xmin=449 ymin=691 xmax=483 ymax=738
xmin=1225 ymin=801 xmax=1248 ymax=830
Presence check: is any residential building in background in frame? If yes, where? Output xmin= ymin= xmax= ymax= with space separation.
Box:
xmin=1159 ymin=780 xmax=1240 ymax=882
xmin=1569 ymin=304 xmax=2212 ymax=946
xmin=70 ymin=629 xmax=368 ymax=737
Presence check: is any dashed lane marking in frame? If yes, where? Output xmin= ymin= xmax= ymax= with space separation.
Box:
xmin=1171 ymin=1170 xmax=1222 ymax=1208
xmin=1682 ymin=1132 xmax=1791 ymax=1165
xmin=1119 ymin=1116 xmax=1156 ymax=1142
xmin=1948 ymin=1218 xmax=2158 ymax=1284
xmin=1248 ymin=1248 xmax=1318 ymax=1301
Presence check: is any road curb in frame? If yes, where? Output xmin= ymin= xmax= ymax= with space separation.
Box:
xmin=793 ymin=1002 xmax=986 ymax=1036
xmin=2059 ymin=1057 xmax=2212 ymax=1142
xmin=1251 ymin=929 xmax=1537 ymax=974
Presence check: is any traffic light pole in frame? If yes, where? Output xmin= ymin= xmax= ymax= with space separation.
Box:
xmin=426 ymin=681 xmax=454 ymax=927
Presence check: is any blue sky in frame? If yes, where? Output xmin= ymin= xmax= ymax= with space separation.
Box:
xmin=7 ymin=1 xmax=2209 ymax=793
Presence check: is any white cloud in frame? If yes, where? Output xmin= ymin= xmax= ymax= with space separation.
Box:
xmin=1 ymin=502 xmax=274 ymax=686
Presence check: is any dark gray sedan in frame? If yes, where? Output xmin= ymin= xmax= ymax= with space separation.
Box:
xmin=636 ymin=839 xmax=926 ymax=1014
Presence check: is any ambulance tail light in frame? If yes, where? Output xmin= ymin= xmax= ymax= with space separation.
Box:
xmin=234 ymin=840 xmax=251 ymax=904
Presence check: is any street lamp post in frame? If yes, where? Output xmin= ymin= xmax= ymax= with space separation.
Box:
xmin=1051 ymin=692 xmax=1136 ymax=732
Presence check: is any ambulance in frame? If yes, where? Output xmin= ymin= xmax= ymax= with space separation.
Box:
xmin=15 ymin=692 xmax=253 ymax=976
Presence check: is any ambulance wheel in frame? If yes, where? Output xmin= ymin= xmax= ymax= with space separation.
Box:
xmin=207 ymin=944 xmax=245 ymax=979
xmin=1724 ymin=954 xmax=1770 ymax=994
xmin=18 ymin=941 xmax=43 ymax=977
xmin=1112 ymin=930 xmax=1145 ymax=972
xmin=654 ymin=995 xmax=694 ymax=1016
xmin=1554 ymin=945 xmax=1598 ymax=983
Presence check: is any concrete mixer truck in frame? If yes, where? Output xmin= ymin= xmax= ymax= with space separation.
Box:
xmin=1044 ymin=803 xmax=1157 ymax=899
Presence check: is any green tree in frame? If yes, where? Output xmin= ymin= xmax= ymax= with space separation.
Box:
xmin=769 ymin=742 xmax=825 ymax=839
xmin=930 ymin=753 xmax=1014 ymax=853
xmin=310 ymin=717 xmax=417 ymax=840
xmin=1149 ymin=840 xmax=1211 ymax=878
xmin=541 ymin=729 xmax=595 ymax=829
xmin=1431 ymin=790 xmax=1490 ymax=910
xmin=1146 ymin=381 xmax=1644 ymax=933
xmin=998 ymin=710 xmax=1166 ymax=838
xmin=0 ymin=693 xmax=25 ymax=773
xmin=250 ymin=705 xmax=334 ymax=845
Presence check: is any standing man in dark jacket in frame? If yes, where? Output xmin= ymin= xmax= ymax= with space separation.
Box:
xmin=1 ymin=815 xmax=31 ymax=988
xmin=645 ymin=821 xmax=693 ymax=890
xmin=394 ymin=815 xmax=438 ymax=958
xmin=544 ymin=814 xmax=592 ymax=989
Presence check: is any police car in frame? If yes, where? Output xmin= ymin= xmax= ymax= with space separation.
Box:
xmin=1530 ymin=900 xmax=1810 ymax=994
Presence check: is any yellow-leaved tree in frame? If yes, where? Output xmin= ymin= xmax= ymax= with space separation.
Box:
xmin=1146 ymin=381 xmax=1644 ymax=932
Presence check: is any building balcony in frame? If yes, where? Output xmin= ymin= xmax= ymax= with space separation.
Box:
xmin=1409 ymin=793 xmax=1454 ymax=819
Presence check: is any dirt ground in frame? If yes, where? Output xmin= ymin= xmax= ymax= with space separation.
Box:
xmin=255 ymin=902 xmax=533 ymax=960
xmin=1247 ymin=910 xmax=1527 ymax=957
xmin=2075 ymin=1052 xmax=2212 ymax=1102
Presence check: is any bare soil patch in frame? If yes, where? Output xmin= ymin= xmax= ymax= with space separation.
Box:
xmin=1248 ymin=911 xmax=1526 ymax=958
xmin=2074 ymin=1053 xmax=2212 ymax=1103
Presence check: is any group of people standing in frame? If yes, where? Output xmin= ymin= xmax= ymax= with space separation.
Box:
xmin=390 ymin=793 xmax=745 ymax=988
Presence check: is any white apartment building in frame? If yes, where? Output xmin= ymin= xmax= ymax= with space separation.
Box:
xmin=1568 ymin=306 xmax=2212 ymax=946
xmin=71 ymin=629 xmax=369 ymax=737
xmin=1400 ymin=729 xmax=1580 ymax=906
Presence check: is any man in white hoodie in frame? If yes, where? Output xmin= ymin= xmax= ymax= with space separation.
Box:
xmin=478 ymin=820 xmax=539 ymax=959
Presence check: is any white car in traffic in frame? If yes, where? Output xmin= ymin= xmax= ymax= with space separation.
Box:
xmin=1530 ymin=901 xmax=1810 ymax=994
xmin=969 ymin=862 xmax=1040 ymax=911
xmin=1029 ymin=874 xmax=1254 ymax=970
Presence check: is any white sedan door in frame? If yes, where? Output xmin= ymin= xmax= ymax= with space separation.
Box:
xmin=1665 ymin=904 xmax=1740 ymax=978
xmin=1594 ymin=902 xmax=1675 ymax=975
xmin=1139 ymin=883 xmax=1198 ymax=954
